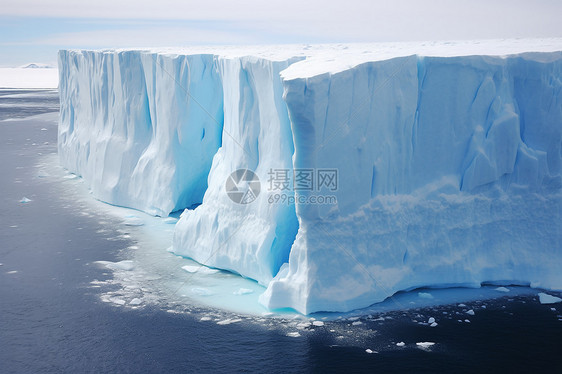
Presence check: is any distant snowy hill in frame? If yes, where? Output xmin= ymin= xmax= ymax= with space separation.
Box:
xmin=58 ymin=39 xmax=562 ymax=314
xmin=19 ymin=63 xmax=54 ymax=69
xmin=0 ymin=63 xmax=58 ymax=88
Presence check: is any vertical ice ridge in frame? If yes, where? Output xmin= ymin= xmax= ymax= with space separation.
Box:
xmin=172 ymin=56 xmax=303 ymax=285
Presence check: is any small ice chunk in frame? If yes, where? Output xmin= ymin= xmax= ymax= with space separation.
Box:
xmin=233 ymin=288 xmax=254 ymax=295
xmin=428 ymin=317 xmax=435 ymax=324
xmin=495 ymin=287 xmax=510 ymax=293
xmin=63 ymin=174 xmax=77 ymax=179
xmin=123 ymin=216 xmax=144 ymax=226
xmin=110 ymin=297 xmax=126 ymax=305
xmin=352 ymin=321 xmax=362 ymax=326
xmin=430 ymin=322 xmax=438 ymax=327
xmin=396 ymin=342 xmax=405 ymax=347
xmin=40 ymin=128 xmax=47 ymax=131
xmin=182 ymin=265 xmax=219 ymax=274
xmin=191 ymin=287 xmax=214 ymax=296
xmin=418 ymin=292 xmax=434 ymax=299
xmin=96 ymin=260 xmax=134 ymax=271
xmin=464 ymin=319 xmax=471 ymax=323
xmin=129 ymin=298 xmax=142 ymax=305
xmin=19 ymin=197 xmax=32 ymax=203
xmin=416 ymin=342 xmax=435 ymax=349
xmin=287 ymin=332 xmax=301 ymax=338
xmin=458 ymin=304 xmax=466 ymax=307
xmin=6 ymin=270 xmax=18 ymax=274
xmin=466 ymin=309 xmax=475 ymax=316
xmin=538 ymin=293 xmax=562 ymax=304
xmin=200 ymin=316 xmax=212 ymax=321
xmin=551 ymin=308 xmax=557 ymax=312
xmin=312 ymin=321 xmax=324 ymax=327
xmin=365 ymin=349 xmax=377 ymax=354
xmin=216 ymin=318 xmax=242 ymax=325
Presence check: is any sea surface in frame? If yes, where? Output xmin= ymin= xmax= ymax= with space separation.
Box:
xmin=1 ymin=90 xmax=561 ymax=373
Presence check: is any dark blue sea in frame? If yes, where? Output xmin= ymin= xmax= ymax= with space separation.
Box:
xmin=1 ymin=90 xmax=561 ymax=373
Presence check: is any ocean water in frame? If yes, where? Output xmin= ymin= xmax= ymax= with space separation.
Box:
xmin=1 ymin=90 xmax=561 ymax=373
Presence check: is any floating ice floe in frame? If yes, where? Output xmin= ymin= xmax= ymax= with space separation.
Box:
xmin=416 ymin=342 xmax=435 ymax=349
xmin=396 ymin=342 xmax=405 ymax=347
xmin=495 ymin=287 xmax=510 ymax=293
xmin=312 ymin=321 xmax=324 ymax=327
xmin=19 ymin=197 xmax=32 ymax=203
xmin=216 ymin=318 xmax=242 ymax=325
xmin=191 ymin=287 xmax=215 ymax=296
xmin=418 ymin=292 xmax=434 ymax=299
xmin=122 ymin=216 xmax=144 ymax=226
xmin=287 ymin=332 xmax=301 ymax=338
xmin=181 ymin=265 xmax=219 ymax=274
xmin=233 ymin=288 xmax=254 ymax=295
xmin=538 ymin=293 xmax=562 ymax=304
xmin=129 ymin=298 xmax=142 ymax=305
xmin=95 ymin=260 xmax=135 ymax=271
xmin=466 ymin=309 xmax=475 ymax=315
xmin=365 ymin=349 xmax=377 ymax=354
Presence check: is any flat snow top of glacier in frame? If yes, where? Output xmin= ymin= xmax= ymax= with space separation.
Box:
xmin=72 ymin=38 xmax=562 ymax=79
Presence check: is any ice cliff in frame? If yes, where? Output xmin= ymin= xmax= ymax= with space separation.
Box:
xmin=58 ymin=40 xmax=562 ymax=314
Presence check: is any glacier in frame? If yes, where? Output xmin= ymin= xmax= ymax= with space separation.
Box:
xmin=58 ymin=40 xmax=562 ymax=314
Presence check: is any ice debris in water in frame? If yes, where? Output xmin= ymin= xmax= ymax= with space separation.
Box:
xmin=495 ymin=287 xmax=510 ymax=292
xmin=129 ymin=298 xmax=142 ymax=305
xmin=466 ymin=309 xmax=475 ymax=315
xmin=396 ymin=342 xmax=405 ymax=347
xmin=312 ymin=321 xmax=324 ymax=327
xmin=181 ymin=265 xmax=219 ymax=274
xmin=233 ymin=288 xmax=254 ymax=295
xmin=216 ymin=318 xmax=242 ymax=325
xmin=191 ymin=287 xmax=215 ymax=296
xmin=416 ymin=342 xmax=435 ymax=349
xmin=365 ymin=349 xmax=377 ymax=354
xmin=123 ymin=216 xmax=144 ymax=226
xmin=418 ymin=292 xmax=434 ymax=299
xmin=19 ymin=197 xmax=32 ymax=203
xmin=538 ymin=293 xmax=562 ymax=304
xmin=95 ymin=260 xmax=135 ymax=271
xmin=287 ymin=332 xmax=301 ymax=338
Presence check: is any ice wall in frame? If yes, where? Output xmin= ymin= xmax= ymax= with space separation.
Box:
xmin=261 ymin=52 xmax=562 ymax=314
xmin=58 ymin=50 xmax=223 ymax=216
xmin=59 ymin=43 xmax=562 ymax=314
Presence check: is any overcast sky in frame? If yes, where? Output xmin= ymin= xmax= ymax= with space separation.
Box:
xmin=1 ymin=0 xmax=561 ymax=66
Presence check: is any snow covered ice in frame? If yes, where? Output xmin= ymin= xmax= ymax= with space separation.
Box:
xmin=58 ymin=39 xmax=562 ymax=314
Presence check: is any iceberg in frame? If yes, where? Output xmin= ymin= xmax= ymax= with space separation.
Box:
xmin=58 ymin=40 xmax=562 ymax=314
